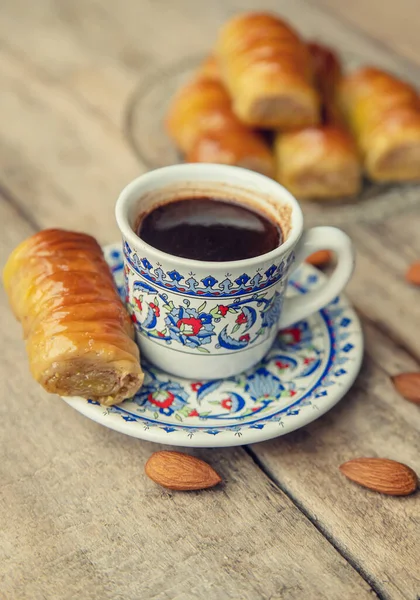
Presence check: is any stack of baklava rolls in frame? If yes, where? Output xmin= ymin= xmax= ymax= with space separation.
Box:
xmin=166 ymin=11 xmax=420 ymax=199
xmin=166 ymin=55 xmax=275 ymax=178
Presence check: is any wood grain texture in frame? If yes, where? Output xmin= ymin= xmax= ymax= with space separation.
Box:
xmin=345 ymin=212 xmax=420 ymax=362
xmin=312 ymin=0 xmax=420 ymax=67
xmin=250 ymin=321 xmax=420 ymax=600
xmin=0 ymin=200 xmax=374 ymax=600
xmin=1 ymin=0 xmax=420 ymax=598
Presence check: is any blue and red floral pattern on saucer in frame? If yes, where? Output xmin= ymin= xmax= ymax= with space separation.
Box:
xmin=62 ymin=244 xmax=363 ymax=447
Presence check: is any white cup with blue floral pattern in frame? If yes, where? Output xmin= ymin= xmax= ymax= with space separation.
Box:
xmin=116 ymin=164 xmax=355 ymax=379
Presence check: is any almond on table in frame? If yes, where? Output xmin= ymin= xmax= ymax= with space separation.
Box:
xmin=145 ymin=451 xmax=222 ymax=491
xmin=406 ymin=261 xmax=420 ymax=285
xmin=392 ymin=372 xmax=420 ymax=404
xmin=339 ymin=457 xmax=418 ymax=496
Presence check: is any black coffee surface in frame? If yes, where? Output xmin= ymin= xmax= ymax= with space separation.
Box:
xmin=137 ymin=196 xmax=281 ymax=262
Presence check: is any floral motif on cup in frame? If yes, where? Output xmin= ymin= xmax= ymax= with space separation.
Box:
xmin=261 ymin=292 xmax=283 ymax=328
xmin=165 ymin=306 xmax=215 ymax=348
xmin=124 ymin=257 xmax=289 ymax=352
xmin=209 ymin=290 xmax=284 ymax=350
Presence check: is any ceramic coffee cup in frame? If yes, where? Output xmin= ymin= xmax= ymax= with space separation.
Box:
xmin=116 ymin=164 xmax=355 ymax=379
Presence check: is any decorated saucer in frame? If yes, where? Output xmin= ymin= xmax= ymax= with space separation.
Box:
xmin=62 ymin=244 xmax=363 ymax=447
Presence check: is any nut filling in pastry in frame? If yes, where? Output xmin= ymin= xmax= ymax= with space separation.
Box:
xmin=373 ymin=141 xmax=420 ymax=181
xmin=46 ymin=364 xmax=142 ymax=406
xmin=250 ymin=97 xmax=314 ymax=129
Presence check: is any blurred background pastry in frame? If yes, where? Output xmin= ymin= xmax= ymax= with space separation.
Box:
xmin=275 ymin=43 xmax=361 ymax=199
xmin=165 ymin=11 xmax=420 ymax=199
xmin=216 ymin=12 xmax=319 ymax=129
xmin=340 ymin=67 xmax=420 ymax=181
xmin=166 ymin=57 xmax=274 ymax=177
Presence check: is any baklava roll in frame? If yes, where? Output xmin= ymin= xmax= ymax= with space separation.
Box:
xmin=166 ymin=78 xmax=232 ymax=153
xmin=275 ymin=43 xmax=361 ymax=199
xmin=166 ymin=62 xmax=274 ymax=177
xmin=3 ymin=229 xmax=144 ymax=406
xmin=216 ymin=12 xmax=319 ymax=129
xmin=186 ymin=127 xmax=274 ymax=177
xmin=195 ymin=55 xmax=221 ymax=82
xmin=340 ymin=67 xmax=420 ymax=181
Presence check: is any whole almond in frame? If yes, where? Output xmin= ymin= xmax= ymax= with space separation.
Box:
xmin=339 ymin=458 xmax=418 ymax=496
xmin=406 ymin=261 xmax=420 ymax=285
xmin=145 ymin=450 xmax=222 ymax=491
xmin=306 ymin=250 xmax=332 ymax=267
xmin=392 ymin=372 xmax=420 ymax=404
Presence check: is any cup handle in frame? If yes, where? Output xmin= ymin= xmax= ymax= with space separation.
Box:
xmin=278 ymin=226 xmax=355 ymax=330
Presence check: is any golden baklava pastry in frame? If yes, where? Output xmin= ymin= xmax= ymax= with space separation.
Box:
xmin=166 ymin=59 xmax=274 ymax=177
xmin=216 ymin=12 xmax=319 ymax=128
xmin=195 ymin=55 xmax=221 ymax=82
xmin=340 ymin=67 xmax=420 ymax=181
xmin=275 ymin=43 xmax=361 ymax=199
xmin=3 ymin=229 xmax=143 ymax=406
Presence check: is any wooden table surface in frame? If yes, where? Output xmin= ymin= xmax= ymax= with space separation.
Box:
xmin=1 ymin=1 xmax=420 ymax=599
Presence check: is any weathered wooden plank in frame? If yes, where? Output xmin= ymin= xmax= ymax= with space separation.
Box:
xmin=344 ymin=212 xmax=420 ymax=362
xmin=0 ymin=0 xmax=221 ymax=75
xmin=0 ymin=201 xmax=376 ymax=600
xmin=312 ymin=0 xmax=420 ymax=67
xmin=236 ymin=0 xmax=420 ymax=84
xmin=250 ymin=320 xmax=420 ymax=600
xmin=0 ymin=49 xmax=141 ymax=244
xmin=1 ymin=0 xmax=420 ymax=131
